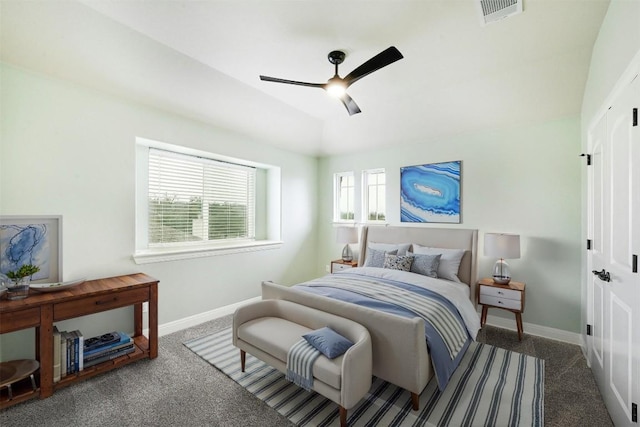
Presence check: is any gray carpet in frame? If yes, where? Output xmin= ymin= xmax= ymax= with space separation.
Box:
xmin=0 ymin=316 xmax=613 ymax=426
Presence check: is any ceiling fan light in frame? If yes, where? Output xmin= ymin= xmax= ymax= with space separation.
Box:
xmin=326 ymin=80 xmax=346 ymax=98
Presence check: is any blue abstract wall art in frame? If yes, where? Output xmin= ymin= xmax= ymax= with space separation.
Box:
xmin=400 ymin=161 xmax=461 ymax=223
xmin=0 ymin=222 xmax=51 ymax=281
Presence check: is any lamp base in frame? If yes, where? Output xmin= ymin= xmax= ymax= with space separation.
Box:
xmin=341 ymin=244 xmax=353 ymax=262
xmin=492 ymin=259 xmax=512 ymax=285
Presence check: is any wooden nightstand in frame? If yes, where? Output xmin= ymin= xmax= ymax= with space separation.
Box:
xmin=331 ymin=259 xmax=358 ymax=273
xmin=477 ymin=277 xmax=526 ymax=340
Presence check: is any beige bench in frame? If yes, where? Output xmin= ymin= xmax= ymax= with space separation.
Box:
xmin=233 ymin=299 xmax=372 ymax=427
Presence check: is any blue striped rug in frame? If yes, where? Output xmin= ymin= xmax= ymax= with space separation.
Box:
xmin=184 ymin=328 xmax=543 ymax=426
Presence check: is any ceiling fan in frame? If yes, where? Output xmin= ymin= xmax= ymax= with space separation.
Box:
xmin=259 ymin=46 xmax=403 ymax=116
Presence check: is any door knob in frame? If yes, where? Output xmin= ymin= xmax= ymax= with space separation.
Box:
xmin=592 ymin=269 xmax=611 ymax=282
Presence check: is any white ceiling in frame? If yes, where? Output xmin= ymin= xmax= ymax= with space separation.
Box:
xmin=1 ymin=0 xmax=609 ymax=156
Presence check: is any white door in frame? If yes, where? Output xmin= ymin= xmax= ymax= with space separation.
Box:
xmin=587 ymin=74 xmax=640 ymax=426
xmin=588 ymin=113 xmax=606 ymax=390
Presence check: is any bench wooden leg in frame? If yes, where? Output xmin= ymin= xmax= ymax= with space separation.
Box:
xmin=339 ymin=406 xmax=347 ymax=427
xmin=411 ymin=392 xmax=419 ymax=410
xmin=240 ymin=350 xmax=246 ymax=372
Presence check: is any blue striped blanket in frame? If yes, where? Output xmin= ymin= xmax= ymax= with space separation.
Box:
xmin=296 ymin=273 xmax=471 ymax=390
xmin=285 ymin=339 xmax=321 ymax=391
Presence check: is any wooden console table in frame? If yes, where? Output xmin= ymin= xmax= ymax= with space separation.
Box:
xmin=0 ymin=273 xmax=158 ymax=409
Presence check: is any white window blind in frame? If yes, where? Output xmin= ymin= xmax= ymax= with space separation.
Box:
xmin=148 ymin=148 xmax=255 ymax=247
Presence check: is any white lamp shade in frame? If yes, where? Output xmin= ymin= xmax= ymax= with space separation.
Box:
xmin=336 ymin=227 xmax=358 ymax=244
xmin=484 ymin=233 xmax=520 ymax=259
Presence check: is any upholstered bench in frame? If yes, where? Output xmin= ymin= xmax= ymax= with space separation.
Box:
xmin=232 ymin=299 xmax=372 ymax=427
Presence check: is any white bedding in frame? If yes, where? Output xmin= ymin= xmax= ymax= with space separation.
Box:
xmin=335 ymin=266 xmax=481 ymax=340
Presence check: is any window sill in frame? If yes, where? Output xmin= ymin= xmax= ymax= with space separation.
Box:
xmin=133 ymin=240 xmax=283 ymax=264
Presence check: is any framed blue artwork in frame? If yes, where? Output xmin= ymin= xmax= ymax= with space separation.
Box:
xmin=400 ymin=161 xmax=461 ymax=223
xmin=0 ymin=215 xmax=62 ymax=283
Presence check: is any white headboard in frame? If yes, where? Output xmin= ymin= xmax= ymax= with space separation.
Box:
xmin=358 ymin=225 xmax=478 ymax=293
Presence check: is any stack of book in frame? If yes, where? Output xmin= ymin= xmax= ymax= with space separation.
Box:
xmin=82 ymin=331 xmax=135 ymax=368
xmin=52 ymin=327 xmax=85 ymax=381
xmin=51 ymin=329 xmax=135 ymax=382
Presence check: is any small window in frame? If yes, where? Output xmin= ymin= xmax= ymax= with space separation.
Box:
xmin=135 ymin=138 xmax=281 ymax=263
xmin=362 ymin=169 xmax=386 ymax=222
xmin=334 ymin=172 xmax=355 ymax=222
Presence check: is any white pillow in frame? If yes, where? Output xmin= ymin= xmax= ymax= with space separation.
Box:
xmin=412 ymin=244 xmax=465 ymax=283
xmin=368 ymin=242 xmax=411 ymax=256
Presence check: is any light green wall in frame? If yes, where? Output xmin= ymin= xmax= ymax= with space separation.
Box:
xmin=0 ymin=64 xmax=319 ymax=360
xmin=318 ymin=118 xmax=583 ymax=332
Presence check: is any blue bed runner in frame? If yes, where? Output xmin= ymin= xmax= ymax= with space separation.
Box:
xmin=296 ymin=273 xmax=471 ymax=390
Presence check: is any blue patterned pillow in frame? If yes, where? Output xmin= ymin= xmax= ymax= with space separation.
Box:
xmin=409 ymin=253 xmax=442 ymax=278
xmin=364 ymin=248 xmax=398 ymax=267
xmin=303 ymin=327 xmax=354 ymax=359
xmin=383 ymin=254 xmax=414 ymax=271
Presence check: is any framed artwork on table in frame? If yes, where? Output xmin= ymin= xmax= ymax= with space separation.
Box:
xmin=400 ymin=161 xmax=461 ymax=224
xmin=0 ymin=215 xmax=62 ymax=283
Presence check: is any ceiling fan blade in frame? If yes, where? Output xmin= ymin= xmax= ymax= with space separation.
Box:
xmin=259 ymin=75 xmax=324 ymax=88
xmin=343 ymin=46 xmax=403 ymax=87
xmin=340 ymin=93 xmax=362 ymax=116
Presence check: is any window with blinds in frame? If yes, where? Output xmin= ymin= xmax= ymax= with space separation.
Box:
xmin=148 ymin=148 xmax=256 ymax=247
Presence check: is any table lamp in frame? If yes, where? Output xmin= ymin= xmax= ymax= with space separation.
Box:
xmin=484 ymin=233 xmax=520 ymax=284
xmin=336 ymin=227 xmax=358 ymax=262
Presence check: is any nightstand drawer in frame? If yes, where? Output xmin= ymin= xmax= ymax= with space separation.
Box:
xmin=479 ymin=285 xmax=521 ymax=301
xmin=332 ymin=263 xmax=353 ymax=272
xmin=479 ymin=294 xmax=521 ymax=311
xmin=331 ymin=260 xmax=357 ymax=273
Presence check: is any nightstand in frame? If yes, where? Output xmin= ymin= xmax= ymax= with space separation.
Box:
xmin=477 ymin=277 xmax=526 ymax=340
xmin=331 ymin=259 xmax=358 ymax=273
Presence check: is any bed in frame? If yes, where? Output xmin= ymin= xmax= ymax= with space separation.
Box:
xmin=262 ymin=225 xmax=479 ymax=410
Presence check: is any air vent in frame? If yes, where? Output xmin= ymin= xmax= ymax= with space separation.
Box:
xmin=478 ymin=0 xmax=523 ymax=25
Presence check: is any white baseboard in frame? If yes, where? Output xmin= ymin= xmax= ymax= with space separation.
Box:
xmin=157 ymin=296 xmax=261 ymax=337
xmin=482 ymin=312 xmax=583 ymax=345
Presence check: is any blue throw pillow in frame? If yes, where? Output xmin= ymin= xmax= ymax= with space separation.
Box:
xmin=302 ymin=327 xmax=354 ymax=359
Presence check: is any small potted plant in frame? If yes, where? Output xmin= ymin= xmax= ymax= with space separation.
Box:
xmin=3 ymin=264 xmax=40 ymax=300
